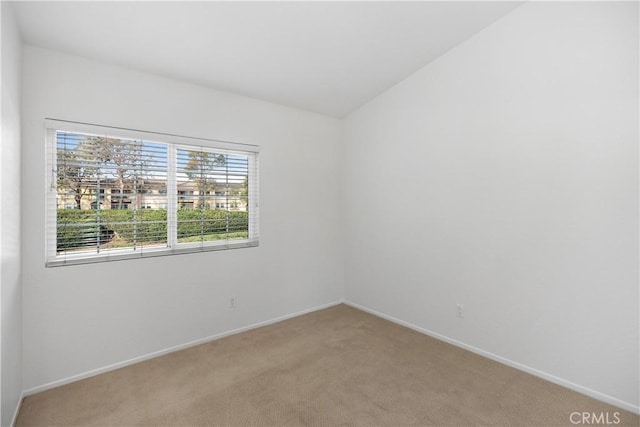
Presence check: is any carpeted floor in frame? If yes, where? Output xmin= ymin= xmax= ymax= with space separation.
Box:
xmin=16 ymin=304 xmax=639 ymax=426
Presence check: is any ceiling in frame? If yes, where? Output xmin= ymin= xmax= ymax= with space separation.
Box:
xmin=12 ymin=1 xmax=521 ymax=118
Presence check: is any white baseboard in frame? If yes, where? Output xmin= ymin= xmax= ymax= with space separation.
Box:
xmin=10 ymin=391 xmax=25 ymax=427
xmin=23 ymin=300 xmax=344 ymax=397
xmin=343 ymin=300 xmax=640 ymax=415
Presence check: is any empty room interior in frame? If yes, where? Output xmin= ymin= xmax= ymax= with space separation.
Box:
xmin=1 ymin=1 xmax=639 ymax=426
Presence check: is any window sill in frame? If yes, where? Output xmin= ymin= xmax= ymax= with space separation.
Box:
xmin=46 ymin=239 xmax=259 ymax=267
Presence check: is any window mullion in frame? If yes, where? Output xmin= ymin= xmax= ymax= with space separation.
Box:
xmin=167 ymin=144 xmax=177 ymax=249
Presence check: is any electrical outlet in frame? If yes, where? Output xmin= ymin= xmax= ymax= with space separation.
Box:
xmin=456 ymin=303 xmax=464 ymax=318
xmin=230 ymin=296 xmax=237 ymax=308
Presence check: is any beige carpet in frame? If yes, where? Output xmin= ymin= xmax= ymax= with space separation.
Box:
xmin=16 ymin=304 xmax=639 ymax=426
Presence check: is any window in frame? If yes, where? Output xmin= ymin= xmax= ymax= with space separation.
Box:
xmin=46 ymin=119 xmax=259 ymax=267
xmin=110 ymin=189 xmax=132 ymax=210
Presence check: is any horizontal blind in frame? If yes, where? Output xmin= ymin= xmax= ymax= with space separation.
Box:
xmin=46 ymin=120 xmax=259 ymax=266
xmin=175 ymin=147 xmax=250 ymax=246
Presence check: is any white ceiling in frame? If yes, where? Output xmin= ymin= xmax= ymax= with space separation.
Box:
xmin=12 ymin=1 xmax=521 ymax=118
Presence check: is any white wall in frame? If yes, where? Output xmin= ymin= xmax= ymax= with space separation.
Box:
xmin=344 ymin=1 xmax=638 ymax=411
xmin=1 ymin=2 xmax=23 ymax=425
xmin=21 ymin=46 xmax=344 ymax=391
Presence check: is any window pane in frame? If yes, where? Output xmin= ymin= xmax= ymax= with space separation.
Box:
xmin=176 ymin=149 xmax=249 ymax=243
xmin=56 ymin=132 xmax=168 ymax=254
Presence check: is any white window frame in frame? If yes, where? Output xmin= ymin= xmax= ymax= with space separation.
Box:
xmin=45 ymin=119 xmax=259 ymax=267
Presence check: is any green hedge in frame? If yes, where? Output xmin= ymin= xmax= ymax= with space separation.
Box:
xmin=57 ymin=209 xmax=248 ymax=251
xmin=175 ymin=209 xmax=248 ymax=238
